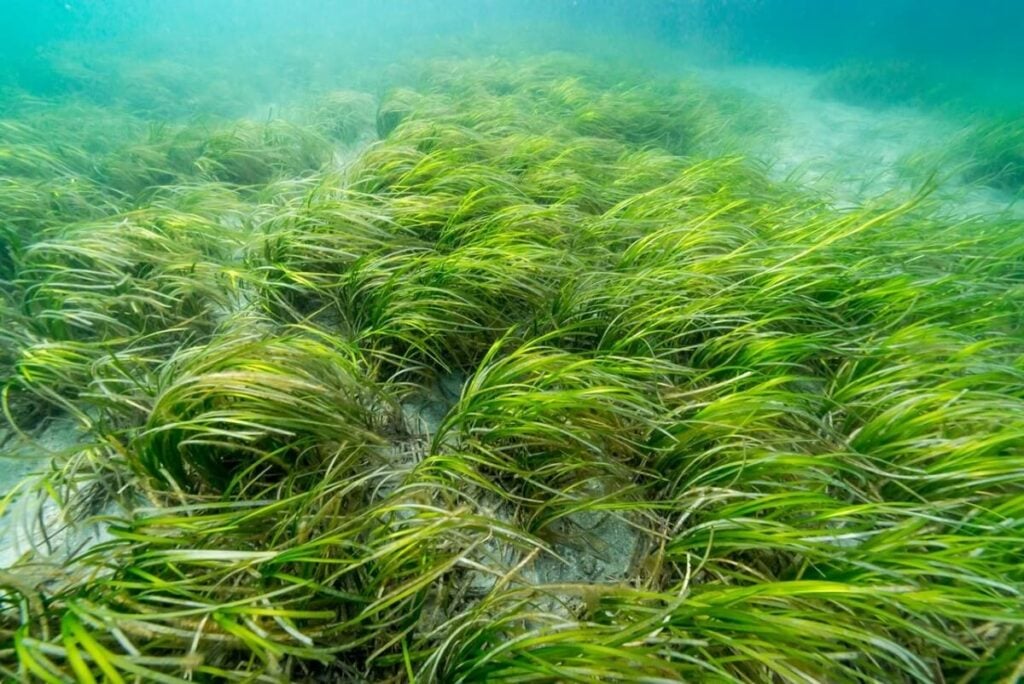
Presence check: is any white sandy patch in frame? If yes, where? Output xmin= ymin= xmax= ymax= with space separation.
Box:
xmin=697 ymin=64 xmax=1022 ymax=217
xmin=0 ymin=415 xmax=114 ymax=569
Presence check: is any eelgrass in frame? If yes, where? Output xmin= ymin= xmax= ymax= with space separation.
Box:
xmin=956 ymin=116 xmax=1024 ymax=193
xmin=814 ymin=59 xmax=955 ymax=110
xmin=1 ymin=54 xmax=1023 ymax=683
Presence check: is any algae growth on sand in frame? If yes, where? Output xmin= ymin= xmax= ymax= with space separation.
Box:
xmin=1 ymin=7 xmax=1024 ymax=682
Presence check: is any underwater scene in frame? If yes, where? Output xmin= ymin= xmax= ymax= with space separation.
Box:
xmin=1 ymin=0 xmax=1023 ymax=681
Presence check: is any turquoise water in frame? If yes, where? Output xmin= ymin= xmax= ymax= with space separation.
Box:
xmin=3 ymin=1 xmax=1022 ymax=113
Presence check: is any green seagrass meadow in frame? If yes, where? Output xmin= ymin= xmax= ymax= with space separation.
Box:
xmin=1 ymin=53 xmax=1023 ymax=682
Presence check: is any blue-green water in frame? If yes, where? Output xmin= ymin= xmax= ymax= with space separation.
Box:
xmin=3 ymin=1 xmax=1023 ymax=111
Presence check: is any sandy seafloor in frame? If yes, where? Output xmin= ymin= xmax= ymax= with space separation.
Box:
xmin=0 ymin=61 xmax=1020 ymax=570
xmin=704 ymin=65 xmax=1022 ymax=216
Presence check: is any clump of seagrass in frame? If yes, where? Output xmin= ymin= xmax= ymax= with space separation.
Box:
xmin=310 ymin=90 xmax=377 ymax=145
xmin=956 ymin=117 xmax=1024 ymax=192
xmin=814 ymin=59 xmax=954 ymax=110
xmin=134 ymin=330 xmax=391 ymax=492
